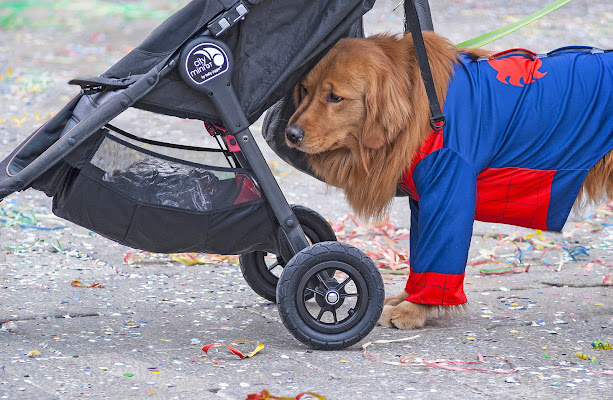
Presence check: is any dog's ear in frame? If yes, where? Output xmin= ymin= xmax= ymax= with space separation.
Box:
xmin=293 ymin=83 xmax=306 ymax=108
xmin=362 ymin=63 xmax=412 ymax=149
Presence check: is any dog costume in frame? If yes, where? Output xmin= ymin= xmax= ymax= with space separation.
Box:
xmin=398 ymin=47 xmax=613 ymax=305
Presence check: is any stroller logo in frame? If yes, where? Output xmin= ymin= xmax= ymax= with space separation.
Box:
xmin=184 ymin=43 xmax=229 ymax=84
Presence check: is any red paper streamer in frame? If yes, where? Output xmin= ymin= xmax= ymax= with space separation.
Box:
xmin=70 ymin=280 xmax=104 ymax=288
xmin=246 ymin=390 xmax=327 ymax=400
xmin=201 ymin=341 xmax=264 ymax=359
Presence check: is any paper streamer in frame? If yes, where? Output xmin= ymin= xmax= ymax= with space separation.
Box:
xmin=591 ymin=340 xmax=612 ymax=350
xmin=246 ymin=390 xmax=327 ymax=400
xmin=576 ymin=352 xmax=598 ymax=362
xmin=362 ymin=336 xmax=515 ymax=373
xmin=71 ymin=280 xmax=104 ymax=288
xmin=201 ymin=340 xmax=264 ymax=359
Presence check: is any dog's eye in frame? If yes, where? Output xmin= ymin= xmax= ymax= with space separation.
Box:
xmin=327 ymin=92 xmax=344 ymax=103
xmin=300 ymin=85 xmax=308 ymax=99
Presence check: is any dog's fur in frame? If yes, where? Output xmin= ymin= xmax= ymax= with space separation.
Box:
xmin=285 ymin=32 xmax=613 ymax=329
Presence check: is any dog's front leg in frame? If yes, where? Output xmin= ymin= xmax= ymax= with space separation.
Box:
xmin=378 ymin=301 xmax=433 ymax=329
xmin=384 ymin=289 xmax=409 ymax=306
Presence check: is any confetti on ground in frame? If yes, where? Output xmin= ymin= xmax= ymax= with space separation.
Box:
xmin=468 ymin=201 xmax=613 ymax=274
xmin=331 ymin=214 xmax=410 ymax=273
xmin=469 ymin=229 xmax=584 ymax=274
xmin=26 ymin=350 xmax=40 ymax=358
xmin=0 ymin=0 xmax=174 ymax=28
xmin=0 ymin=67 xmax=56 ymax=101
xmin=576 ymin=352 xmax=598 ymax=362
xmin=361 ymin=335 xmax=421 ymax=352
xmin=362 ymin=335 xmax=516 ymax=373
xmin=0 ymin=205 xmax=65 ymax=231
xmin=591 ymin=340 xmax=612 ymax=350
xmin=124 ymin=249 xmax=240 ymax=265
xmin=565 ymin=201 xmax=613 ymax=237
xmin=401 ymin=353 xmax=517 ymax=374
xmin=268 ymin=161 xmax=290 ymax=178
xmin=246 ymin=390 xmax=327 ymax=400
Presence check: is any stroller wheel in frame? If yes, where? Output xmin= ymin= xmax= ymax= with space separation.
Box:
xmin=276 ymin=241 xmax=384 ymax=350
xmin=239 ymin=205 xmax=336 ymax=302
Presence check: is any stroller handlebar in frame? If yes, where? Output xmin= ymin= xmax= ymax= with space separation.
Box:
xmin=0 ymin=66 xmax=166 ymax=199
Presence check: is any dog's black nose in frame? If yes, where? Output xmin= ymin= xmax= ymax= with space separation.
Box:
xmin=285 ymin=124 xmax=305 ymax=144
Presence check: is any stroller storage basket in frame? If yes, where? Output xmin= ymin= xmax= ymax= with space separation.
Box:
xmin=52 ymin=127 xmax=277 ymax=255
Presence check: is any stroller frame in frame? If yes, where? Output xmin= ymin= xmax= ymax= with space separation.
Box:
xmin=174 ymin=35 xmax=311 ymax=258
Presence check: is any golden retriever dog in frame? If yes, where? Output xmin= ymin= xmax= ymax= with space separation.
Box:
xmin=285 ymin=32 xmax=613 ymax=329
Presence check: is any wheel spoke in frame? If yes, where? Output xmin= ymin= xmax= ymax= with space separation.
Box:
xmin=267 ymin=260 xmax=281 ymax=272
xmin=316 ymin=272 xmax=332 ymax=289
xmin=305 ymin=286 xmax=326 ymax=297
xmin=315 ymin=305 xmax=329 ymax=322
xmin=340 ymin=292 xmax=358 ymax=298
xmin=331 ymin=307 xmax=338 ymax=324
xmin=335 ymin=276 xmax=352 ymax=291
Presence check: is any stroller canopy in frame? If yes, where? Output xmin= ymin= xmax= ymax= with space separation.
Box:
xmin=98 ymin=0 xmax=376 ymax=124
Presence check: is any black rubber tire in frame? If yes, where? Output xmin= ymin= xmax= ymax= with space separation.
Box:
xmin=239 ymin=205 xmax=336 ymax=302
xmin=276 ymin=241 xmax=384 ymax=350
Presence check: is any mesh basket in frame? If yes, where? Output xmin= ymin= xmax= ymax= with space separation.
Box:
xmin=52 ymin=127 xmax=278 ymax=255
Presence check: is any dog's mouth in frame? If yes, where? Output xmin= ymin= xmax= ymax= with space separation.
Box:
xmin=285 ymin=135 xmax=322 ymax=155
xmin=285 ymin=123 xmax=345 ymax=154
xmin=285 ymin=138 xmax=313 ymax=153
xmin=285 ymin=140 xmax=303 ymax=151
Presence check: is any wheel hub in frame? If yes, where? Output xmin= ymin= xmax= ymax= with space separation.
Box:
xmin=314 ymin=277 xmax=347 ymax=308
xmin=325 ymin=290 xmax=340 ymax=305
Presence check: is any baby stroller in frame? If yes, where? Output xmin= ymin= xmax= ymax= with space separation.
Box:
xmin=0 ymin=0 xmax=386 ymax=349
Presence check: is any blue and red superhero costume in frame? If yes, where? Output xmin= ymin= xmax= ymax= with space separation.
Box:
xmin=398 ymin=47 xmax=613 ymax=305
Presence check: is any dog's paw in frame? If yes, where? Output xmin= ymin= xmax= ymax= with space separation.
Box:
xmin=383 ymin=290 xmax=409 ymax=306
xmin=377 ymin=301 xmax=432 ymax=330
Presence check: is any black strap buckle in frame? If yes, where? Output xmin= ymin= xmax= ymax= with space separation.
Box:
xmin=207 ymin=1 xmax=249 ymax=36
xmin=80 ymin=85 xmax=105 ymax=95
xmin=430 ymin=115 xmax=446 ymax=131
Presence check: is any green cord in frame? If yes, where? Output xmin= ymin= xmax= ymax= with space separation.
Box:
xmin=456 ymin=0 xmax=574 ymax=48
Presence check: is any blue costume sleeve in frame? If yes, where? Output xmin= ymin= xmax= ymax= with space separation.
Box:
xmin=405 ymin=149 xmax=477 ymax=305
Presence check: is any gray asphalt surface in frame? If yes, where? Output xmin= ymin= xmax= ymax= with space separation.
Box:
xmin=0 ymin=1 xmax=612 ymax=399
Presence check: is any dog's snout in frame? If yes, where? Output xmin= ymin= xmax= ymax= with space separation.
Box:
xmin=285 ymin=124 xmax=305 ymax=144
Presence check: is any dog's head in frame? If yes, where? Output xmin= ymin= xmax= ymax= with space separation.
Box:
xmin=285 ymin=37 xmax=412 ymax=155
